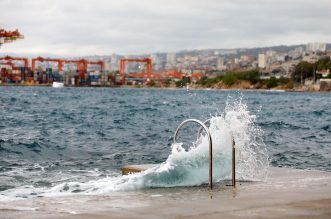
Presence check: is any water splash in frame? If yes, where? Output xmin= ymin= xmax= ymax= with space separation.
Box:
xmin=0 ymin=95 xmax=269 ymax=200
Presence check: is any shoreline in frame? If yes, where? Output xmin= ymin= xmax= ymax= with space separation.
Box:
xmin=0 ymin=83 xmax=330 ymax=92
xmin=0 ymin=167 xmax=330 ymax=219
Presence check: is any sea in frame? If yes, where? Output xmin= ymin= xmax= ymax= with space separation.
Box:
xmin=0 ymin=87 xmax=330 ymax=201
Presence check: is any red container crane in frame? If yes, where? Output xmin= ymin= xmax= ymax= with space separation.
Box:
xmin=61 ymin=59 xmax=103 ymax=71
xmin=0 ymin=56 xmax=28 ymax=68
xmin=119 ymin=58 xmax=152 ymax=84
xmin=0 ymin=28 xmax=24 ymax=45
xmin=0 ymin=61 xmax=15 ymax=69
xmin=32 ymin=57 xmax=64 ymax=71
xmin=88 ymin=60 xmax=104 ymax=72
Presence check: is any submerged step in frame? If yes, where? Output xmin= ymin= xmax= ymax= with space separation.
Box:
xmin=121 ymin=164 xmax=158 ymax=175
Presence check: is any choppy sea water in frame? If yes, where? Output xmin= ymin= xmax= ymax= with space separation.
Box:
xmin=0 ymin=87 xmax=330 ymax=200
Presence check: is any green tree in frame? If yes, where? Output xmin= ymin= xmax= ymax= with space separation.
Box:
xmin=197 ymin=76 xmax=208 ymax=85
xmin=315 ymin=57 xmax=330 ymax=71
xmin=175 ymin=76 xmax=191 ymax=87
xmin=148 ymin=80 xmax=156 ymax=87
xmin=292 ymin=61 xmax=314 ymax=83
xmin=266 ymin=77 xmax=278 ymax=88
xmin=162 ymin=80 xmax=171 ymax=87
xmin=197 ymin=76 xmax=222 ymax=87
xmin=278 ymin=76 xmax=290 ymax=85
xmin=226 ymin=70 xmax=259 ymax=84
xmin=223 ymin=73 xmax=237 ymax=86
xmin=241 ymin=70 xmax=259 ymax=84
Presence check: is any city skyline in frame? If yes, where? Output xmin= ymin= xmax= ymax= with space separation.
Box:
xmin=1 ymin=0 xmax=331 ymax=56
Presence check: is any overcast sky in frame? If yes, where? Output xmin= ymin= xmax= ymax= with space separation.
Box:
xmin=1 ymin=0 xmax=330 ymax=56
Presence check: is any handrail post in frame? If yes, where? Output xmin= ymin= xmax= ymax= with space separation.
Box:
xmin=174 ymin=118 xmax=236 ymax=189
xmin=232 ymin=136 xmax=236 ymax=187
xmin=197 ymin=118 xmax=237 ymax=188
xmin=173 ymin=119 xmax=213 ymax=190
xmin=209 ymin=134 xmax=213 ymax=190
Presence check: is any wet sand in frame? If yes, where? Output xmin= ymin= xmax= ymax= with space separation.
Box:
xmin=1 ymin=167 xmax=330 ymax=219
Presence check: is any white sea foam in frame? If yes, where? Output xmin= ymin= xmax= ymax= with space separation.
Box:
xmin=0 ymin=95 xmax=269 ymax=201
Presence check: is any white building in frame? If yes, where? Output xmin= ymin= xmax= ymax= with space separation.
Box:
xmin=266 ymin=50 xmax=276 ymax=57
xmin=306 ymin=42 xmax=326 ymax=53
xmin=276 ymin=54 xmax=286 ymax=62
xmin=166 ymin=53 xmax=177 ymax=66
xmin=258 ymin=54 xmax=266 ymax=68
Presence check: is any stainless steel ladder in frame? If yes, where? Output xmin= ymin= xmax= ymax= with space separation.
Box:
xmin=173 ymin=118 xmax=236 ymax=190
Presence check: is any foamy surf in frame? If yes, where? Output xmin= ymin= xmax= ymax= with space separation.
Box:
xmin=0 ymin=95 xmax=269 ymax=201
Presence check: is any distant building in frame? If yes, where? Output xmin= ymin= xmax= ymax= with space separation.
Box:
xmin=166 ymin=53 xmax=176 ymax=66
xmin=150 ymin=54 xmax=163 ymax=71
xmin=216 ymin=57 xmax=226 ymax=70
xmin=266 ymin=50 xmax=276 ymax=57
xmin=103 ymin=57 xmax=112 ymax=71
xmin=288 ymin=47 xmax=304 ymax=60
xmin=316 ymin=69 xmax=330 ymax=77
xmin=281 ymin=60 xmax=299 ymax=77
xmin=258 ymin=54 xmax=266 ymax=68
xmin=326 ymin=50 xmax=331 ymax=59
xmin=306 ymin=42 xmax=326 ymax=53
xmin=111 ymin=54 xmax=120 ymax=71
xmin=251 ymin=61 xmax=258 ymax=69
xmin=240 ymin=55 xmax=252 ymax=62
xmin=302 ymin=53 xmax=319 ymax=63
xmin=275 ymin=54 xmax=286 ymax=62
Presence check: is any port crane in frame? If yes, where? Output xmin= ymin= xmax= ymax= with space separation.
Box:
xmin=120 ymin=58 xmax=152 ymax=84
xmin=31 ymin=57 xmax=104 ymax=72
xmin=64 ymin=59 xmax=88 ymax=72
xmin=88 ymin=60 xmax=104 ymax=72
xmin=0 ymin=56 xmax=28 ymax=68
xmin=62 ymin=59 xmax=104 ymax=72
xmin=0 ymin=28 xmax=24 ymax=46
xmin=32 ymin=57 xmax=64 ymax=71
xmin=0 ymin=61 xmax=15 ymax=69
xmin=0 ymin=60 xmax=24 ymax=83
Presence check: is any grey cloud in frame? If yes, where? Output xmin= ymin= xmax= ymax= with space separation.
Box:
xmin=0 ymin=0 xmax=330 ymax=56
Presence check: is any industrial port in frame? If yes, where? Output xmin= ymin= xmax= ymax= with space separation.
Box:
xmin=0 ymin=56 xmax=112 ymax=86
xmin=0 ymin=27 xmax=203 ymax=87
xmin=0 ymin=56 xmax=204 ymax=87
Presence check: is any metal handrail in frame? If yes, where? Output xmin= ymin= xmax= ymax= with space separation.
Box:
xmin=231 ymin=136 xmax=236 ymax=187
xmin=173 ymin=119 xmax=213 ymax=190
xmin=190 ymin=117 xmax=236 ymax=188
xmin=196 ymin=118 xmax=211 ymax=139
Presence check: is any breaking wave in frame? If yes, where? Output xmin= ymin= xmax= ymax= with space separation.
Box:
xmin=0 ymin=95 xmax=269 ymax=201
